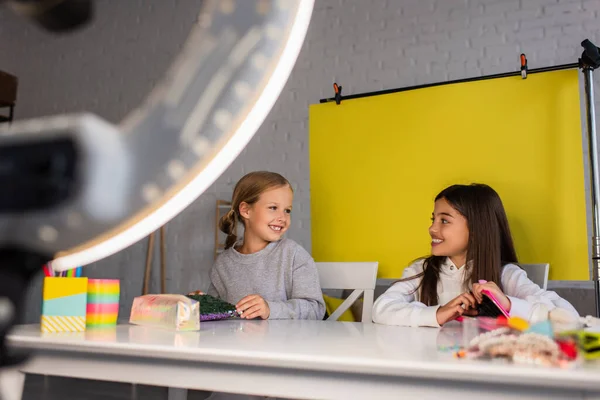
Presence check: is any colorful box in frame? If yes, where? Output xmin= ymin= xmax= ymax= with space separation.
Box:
xmin=86 ymin=279 xmax=120 ymax=328
xmin=41 ymin=277 xmax=88 ymax=332
xmin=129 ymin=294 xmax=200 ymax=331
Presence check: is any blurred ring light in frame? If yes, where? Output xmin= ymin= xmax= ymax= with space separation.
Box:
xmin=0 ymin=0 xmax=314 ymax=271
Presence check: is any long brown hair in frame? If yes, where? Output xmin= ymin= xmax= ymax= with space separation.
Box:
xmin=219 ymin=171 xmax=292 ymax=249
xmin=411 ymin=184 xmax=519 ymax=306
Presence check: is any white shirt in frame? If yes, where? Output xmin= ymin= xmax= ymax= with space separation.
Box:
xmin=372 ymin=258 xmax=579 ymax=327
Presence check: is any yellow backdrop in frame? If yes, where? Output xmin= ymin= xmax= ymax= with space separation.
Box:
xmin=309 ymin=69 xmax=589 ymax=280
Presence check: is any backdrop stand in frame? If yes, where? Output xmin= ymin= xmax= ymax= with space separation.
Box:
xmin=580 ymin=39 xmax=600 ymax=317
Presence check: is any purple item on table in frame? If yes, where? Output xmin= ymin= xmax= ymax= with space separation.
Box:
xmin=200 ymin=310 xmax=240 ymax=322
xmin=186 ymin=293 xmax=240 ymax=321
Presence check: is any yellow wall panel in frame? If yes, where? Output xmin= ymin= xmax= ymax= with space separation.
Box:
xmin=309 ymin=70 xmax=588 ymax=280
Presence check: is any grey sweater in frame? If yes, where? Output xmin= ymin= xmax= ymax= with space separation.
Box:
xmin=207 ymin=238 xmax=325 ymax=320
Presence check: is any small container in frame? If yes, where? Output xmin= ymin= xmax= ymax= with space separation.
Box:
xmin=41 ymin=277 xmax=88 ymax=333
xmin=461 ymin=317 xmax=482 ymax=348
xmin=129 ymin=294 xmax=200 ymax=331
xmin=86 ymin=279 xmax=120 ymax=328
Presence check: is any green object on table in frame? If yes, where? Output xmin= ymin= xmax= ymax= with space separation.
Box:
xmin=556 ymin=330 xmax=600 ymax=361
xmin=186 ymin=294 xmax=239 ymax=321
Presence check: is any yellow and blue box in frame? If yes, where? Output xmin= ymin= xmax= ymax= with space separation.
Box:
xmin=41 ymin=277 xmax=88 ymax=332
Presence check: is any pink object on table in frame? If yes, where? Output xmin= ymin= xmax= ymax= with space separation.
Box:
xmin=480 ymin=289 xmax=510 ymax=318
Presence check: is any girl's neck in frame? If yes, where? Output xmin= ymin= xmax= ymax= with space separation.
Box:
xmin=449 ymin=255 xmax=467 ymax=269
xmin=237 ymin=234 xmax=270 ymax=254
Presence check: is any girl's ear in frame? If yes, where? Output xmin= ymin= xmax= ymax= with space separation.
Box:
xmin=239 ymin=202 xmax=251 ymax=220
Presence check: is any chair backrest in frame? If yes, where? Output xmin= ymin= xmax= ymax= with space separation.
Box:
xmin=519 ymin=263 xmax=549 ymax=290
xmin=0 ymin=70 xmax=17 ymax=105
xmin=316 ymin=262 xmax=378 ymax=323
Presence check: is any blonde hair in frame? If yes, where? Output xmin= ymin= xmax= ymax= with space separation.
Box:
xmin=219 ymin=171 xmax=292 ymax=249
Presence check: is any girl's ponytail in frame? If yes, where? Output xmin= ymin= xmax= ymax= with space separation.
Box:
xmin=219 ymin=209 xmax=238 ymax=249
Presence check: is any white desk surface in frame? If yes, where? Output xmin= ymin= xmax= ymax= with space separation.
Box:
xmin=7 ymin=320 xmax=600 ymax=399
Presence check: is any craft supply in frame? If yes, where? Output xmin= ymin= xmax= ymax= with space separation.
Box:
xmin=65 ymin=266 xmax=83 ymax=277
xmin=86 ymin=279 xmax=120 ymax=328
xmin=42 ymin=264 xmax=53 ymax=277
xmin=508 ymin=316 xmax=529 ymax=331
xmin=556 ymin=337 xmax=578 ymax=360
xmin=557 ymin=330 xmax=600 ymax=361
xmin=186 ymin=293 xmax=240 ymax=321
xmin=477 ymin=316 xmax=508 ymax=331
xmin=130 ymin=294 xmax=200 ymax=331
xmin=525 ymin=320 xmax=553 ymax=338
xmin=462 ymin=325 xmax=579 ymax=368
xmin=468 ymin=327 xmax=512 ymax=348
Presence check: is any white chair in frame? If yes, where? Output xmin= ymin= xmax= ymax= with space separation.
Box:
xmin=519 ymin=263 xmax=549 ymax=290
xmin=316 ymin=262 xmax=378 ymax=323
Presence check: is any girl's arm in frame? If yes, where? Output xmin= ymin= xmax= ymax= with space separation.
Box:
xmin=372 ymin=261 xmax=441 ymax=327
xmin=266 ymin=249 xmax=326 ymax=320
xmin=502 ymin=264 xmax=579 ymax=321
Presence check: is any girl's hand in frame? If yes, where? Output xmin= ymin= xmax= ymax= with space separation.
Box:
xmin=236 ymin=294 xmax=270 ymax=320
xmin=436 ymin=292 xmax=479 ymax=325
xmin=472 ymin=280 xmax=511 ymax=312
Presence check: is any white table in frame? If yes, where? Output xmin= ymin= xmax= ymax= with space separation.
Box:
xmin=6 ymin=320 xmax=600 ymax=400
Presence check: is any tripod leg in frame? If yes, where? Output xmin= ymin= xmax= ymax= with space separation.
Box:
xmin=143 ymin=233 xmax=155 ymax=295
xmin=160 ymin=226 xmax=166 ymax=294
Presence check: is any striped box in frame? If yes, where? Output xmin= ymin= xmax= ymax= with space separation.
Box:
xmin=86 ymin=279 xmax=120 ymax=328
xmin=41 ymin=277 xmax=88 ymax=333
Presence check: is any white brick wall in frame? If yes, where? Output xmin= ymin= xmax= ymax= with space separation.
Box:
xmin=0 ymin=0 xmax=598 ymax=322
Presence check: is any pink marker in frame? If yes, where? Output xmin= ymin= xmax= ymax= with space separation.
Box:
xmin=478 ymin=280 xmax=487 ymax=284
